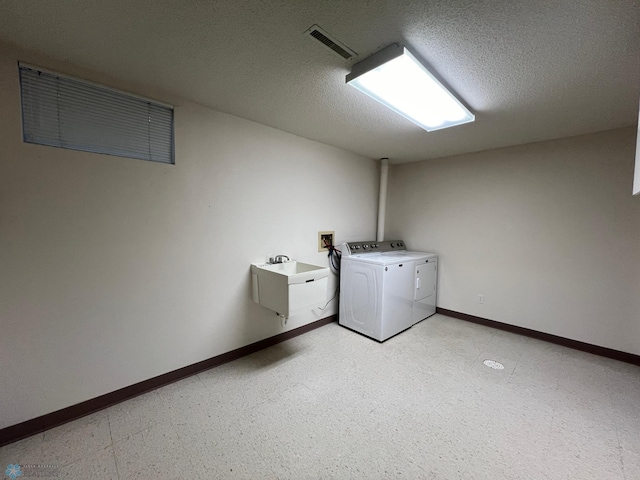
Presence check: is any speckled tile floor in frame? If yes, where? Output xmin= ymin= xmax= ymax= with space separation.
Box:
xmin=2 ymin=314 xmax=640 ymax=479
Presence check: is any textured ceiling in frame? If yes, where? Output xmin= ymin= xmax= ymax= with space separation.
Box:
xmin=0 ymin=0 xmax=638 ymax=163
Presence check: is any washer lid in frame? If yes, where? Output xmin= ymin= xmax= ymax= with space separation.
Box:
xmin=397 ymin=251 xmax=438 ymax=261
xmin=344 ymin=252 xmax=407 ymax=266
xmin=344 ymin=250 xmax=437 ymax=266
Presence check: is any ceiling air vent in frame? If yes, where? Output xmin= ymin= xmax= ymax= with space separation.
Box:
xmin=305 ymin=24 xmax=357 ymax=61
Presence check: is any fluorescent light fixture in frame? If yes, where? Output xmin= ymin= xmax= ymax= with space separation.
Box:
xmin=346 ymin=44 xmax=474 ymax=131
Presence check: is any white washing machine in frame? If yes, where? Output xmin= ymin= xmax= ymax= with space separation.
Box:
xmin=339 ymin=240 xmax=438 ymax=341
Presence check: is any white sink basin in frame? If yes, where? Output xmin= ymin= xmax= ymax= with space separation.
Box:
xmin=251 ymin=261 xmax=329 ymax=318
xmin=253 ymin=261 xmax=327 ymax=281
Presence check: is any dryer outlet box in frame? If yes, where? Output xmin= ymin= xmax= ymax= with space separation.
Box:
xmin=318 ymin=231 xmax=335 ymax=252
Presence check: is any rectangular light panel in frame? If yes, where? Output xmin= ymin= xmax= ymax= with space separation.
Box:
xmin=347 ymin=44 xmax=474 ymax=132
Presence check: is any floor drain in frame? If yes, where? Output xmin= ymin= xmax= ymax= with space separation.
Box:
xmin=483 ymin=359 xmax=504 ymax=370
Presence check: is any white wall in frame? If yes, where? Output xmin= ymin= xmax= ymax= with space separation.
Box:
xmin=386 ymin=128 xmax=640 ymax=355
xmin=0 ymin=45 xmax=379 ymax=429
xmin=634 ymin=104 xmax=640 ymax=195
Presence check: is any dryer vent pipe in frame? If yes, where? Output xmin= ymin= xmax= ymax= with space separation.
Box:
xmin=377 ymin=158 xmax=389 ymax=242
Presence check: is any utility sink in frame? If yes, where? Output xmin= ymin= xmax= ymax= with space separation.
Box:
xmin=251 ymin=261 xmax=329 ymax=318
xmin=254 ymin=261 xmax=327 ymax=278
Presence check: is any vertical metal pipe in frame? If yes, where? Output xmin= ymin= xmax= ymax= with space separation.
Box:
xmin=377 ymin=158 xmax=389 ymax=242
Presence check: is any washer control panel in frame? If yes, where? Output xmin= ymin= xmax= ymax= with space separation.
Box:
xmin=343 ymin=240 xmax=405 ymax=255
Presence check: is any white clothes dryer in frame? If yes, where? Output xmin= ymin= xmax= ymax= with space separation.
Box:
xmin=339 ymin=240 xmax=438 ymax=341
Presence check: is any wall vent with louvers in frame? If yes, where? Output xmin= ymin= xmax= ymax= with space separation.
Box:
xmin=304 ymin=24 xmax=357 ymax=61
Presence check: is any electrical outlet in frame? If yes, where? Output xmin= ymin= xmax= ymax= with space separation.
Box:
xmin=318 ymin=231 xmax=335 ymax=252
xmin=478 ymin=294 xmax=484 ymax=304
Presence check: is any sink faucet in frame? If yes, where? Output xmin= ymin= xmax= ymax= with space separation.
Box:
xmin=271 ymin=255 xmax=290 ymax=264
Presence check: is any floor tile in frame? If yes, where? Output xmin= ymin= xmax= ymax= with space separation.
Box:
xmin=1 ymin=317 xmax=637 ymax=480
xmin=622 ymin=448 xmax=640 ymax=480
xmin=0 ymin=433 xmax=44 ymax=467
xmin=39 ymin=411 xmax=112 ymax=466
xmin=60 ymin=445 xmax=119 ymax=479
xmin=112 ymin=422 xmax=192 ymax=479
xmin=106 ymin=390 xmax=168 ymax=443
xmin=543 ymin=414 xmax=624 ymax=480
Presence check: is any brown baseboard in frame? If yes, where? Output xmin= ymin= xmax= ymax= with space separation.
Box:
xmin=436 ymin=307 xmax=640 ymax=366
xmin=0 ymin=315 xmax=337 ymax=448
